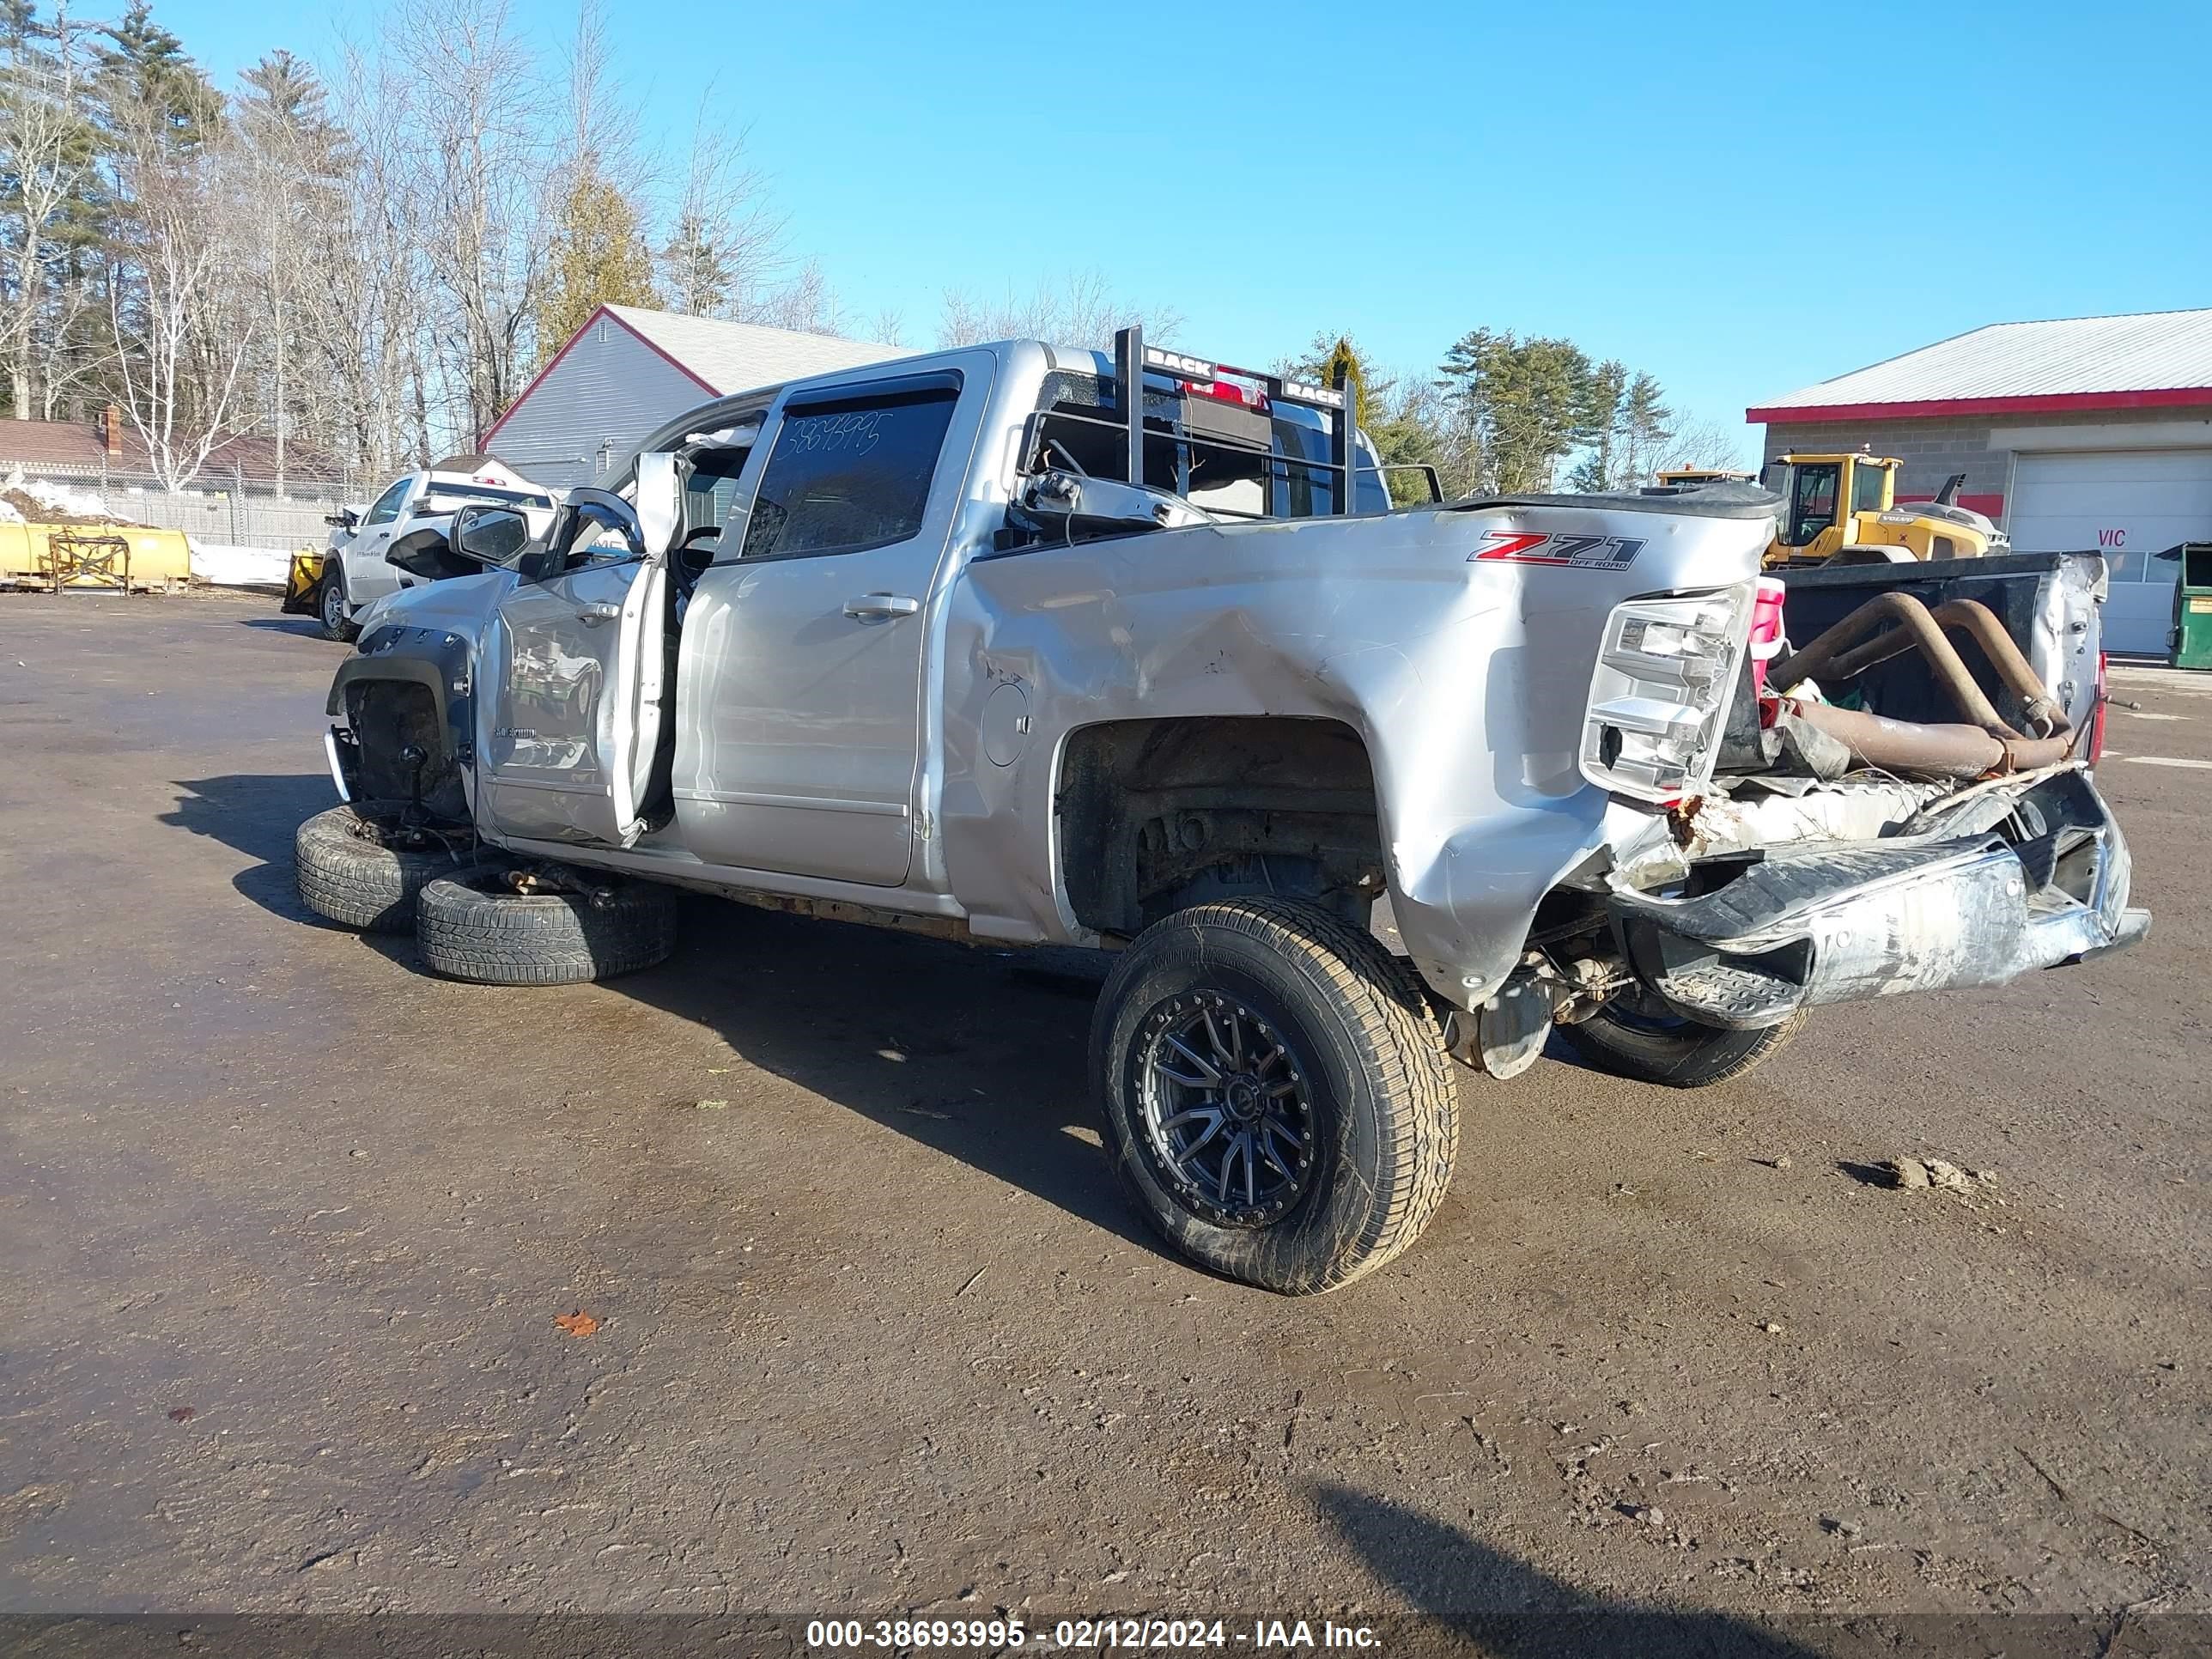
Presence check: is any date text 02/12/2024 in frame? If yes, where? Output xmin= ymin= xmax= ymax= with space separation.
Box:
xmin=804 ymin=1618 xmax=1382 ymax=1650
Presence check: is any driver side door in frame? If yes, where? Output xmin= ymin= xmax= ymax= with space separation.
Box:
xmin=479 ymin=489 xmax=670 ymax=848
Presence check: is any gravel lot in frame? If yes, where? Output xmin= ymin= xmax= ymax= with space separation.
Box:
xmin=1 ymin=592 xmax=2205 ymax=1645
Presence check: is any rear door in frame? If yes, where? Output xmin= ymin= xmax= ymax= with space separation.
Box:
xmin=674 ymin=362 xmax=985 ymax=886
xmin=480 ymin=493 xmax=669 ymax=848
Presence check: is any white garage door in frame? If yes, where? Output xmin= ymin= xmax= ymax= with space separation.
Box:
xmin=2008 ymin=450 xmax=2212 ymax=656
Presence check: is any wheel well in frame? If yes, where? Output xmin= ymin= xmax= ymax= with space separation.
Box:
xmin=1056 ymin=717 xmax=1385 ymax=939
xmin=345 ymin=678 xmax=468 ymax=822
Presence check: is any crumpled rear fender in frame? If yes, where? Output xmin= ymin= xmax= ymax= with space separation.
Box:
xmin=942 ymin=500 xmax=1771 ymax=1006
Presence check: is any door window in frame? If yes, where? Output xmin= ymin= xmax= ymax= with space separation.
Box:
xmin=741 ymin=382 xmax=960 ymax=561
xmin=1786 ymin=463 xmax=1840 ymax=545
xmin=363 ymin=478 xmax=412 ymax=528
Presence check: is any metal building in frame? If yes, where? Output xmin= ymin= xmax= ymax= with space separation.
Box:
xmin=482 ymin=305 xmax=908 ymax=492
xmin=1751 ymin=308 xmax=2212 ymax=655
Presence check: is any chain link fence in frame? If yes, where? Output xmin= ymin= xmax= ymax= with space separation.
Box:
xmin=6 ymin=463 xmax=368 ymax=552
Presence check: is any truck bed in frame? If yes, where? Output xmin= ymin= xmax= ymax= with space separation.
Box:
xmin=1778 ymin=551 xmax=2106 ymax=738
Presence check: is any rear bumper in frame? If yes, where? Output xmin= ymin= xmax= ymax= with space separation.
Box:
xmin=1608 ymin=768 xmax=2148 ymax=1029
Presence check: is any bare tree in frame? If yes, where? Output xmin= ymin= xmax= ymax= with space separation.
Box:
xmin=937 ymin=269 xmax=1181 ymax=349
xmin=1654 ymin=415 xmax=1756 ymax=477
xmin=657 ymin=92 xmax=785 ymax=321
xmin=106 ymin=106 xmax=250 ymax=489
xmin=0 ymin=0 xmax=96 ymax=421
xmin=386 ymin=0 xmax=548 ymax=448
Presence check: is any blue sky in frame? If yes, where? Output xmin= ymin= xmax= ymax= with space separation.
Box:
xmin=166 ymin=0 xmax=2209 ymax=459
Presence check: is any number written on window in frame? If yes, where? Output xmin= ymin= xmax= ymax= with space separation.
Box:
xmin=743 ymin=386 xmax=957 ymax=561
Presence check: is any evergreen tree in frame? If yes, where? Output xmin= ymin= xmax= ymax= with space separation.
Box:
xmin=1438 ymin=328 xmax=1601 ymax=493
xmin=533 ymin=163 xmax=655 ymax=365
xmin=92 ymin=1 xmax=220 ymax=155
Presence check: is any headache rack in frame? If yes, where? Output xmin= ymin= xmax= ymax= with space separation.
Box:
xmin=1109 ymin=325 xmax=1363 ymax=518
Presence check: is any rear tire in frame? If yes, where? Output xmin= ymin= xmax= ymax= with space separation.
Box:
xmin=319 ymin=564 xmax=358 ymax=642
xmin=1091 ymin=897 xmax=1458 ymax=1295
xmin=295 ymin=804 xmax=487 ymax=933
xmin=415 ymin=868 xmax=679 ymax=986
xmin=1558 ymin=1003 xmax=1805 ymax=1088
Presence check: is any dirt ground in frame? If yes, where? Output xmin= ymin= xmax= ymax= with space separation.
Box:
xmin=1 ymin=592 xmax=2205 ymax=1647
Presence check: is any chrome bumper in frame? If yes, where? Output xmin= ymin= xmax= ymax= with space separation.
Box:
xmin=1608 ymin=768 xmax=2148 ymax=1030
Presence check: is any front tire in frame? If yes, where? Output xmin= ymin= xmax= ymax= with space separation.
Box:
xmin=319 ymin=564 xmax=358 ymax=642
xmin=1092 ymin=898 xmax=1458 ymax=1295
xmin=1557 ymin=1002 xmax=1805 ymax=1088
xmin=295 ymin=804 xmax=487 ymax=933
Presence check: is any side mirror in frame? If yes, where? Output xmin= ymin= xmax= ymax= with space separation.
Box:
xmin=325 ymin=507 xmax=360 ymax=530
xmin=451 ymin=503 xmax=532 ymax=568
xmin=386 ymin=525 xmax=473 ymax=581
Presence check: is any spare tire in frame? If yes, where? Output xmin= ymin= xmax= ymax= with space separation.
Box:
xmin=295 ymin=804 xmax=490 ymax=933
xmin=415 ymin=868 xmax=679 ymax=986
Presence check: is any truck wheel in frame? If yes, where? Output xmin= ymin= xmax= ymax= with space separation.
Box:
xmin=1558 ymin=1002 xmax=1805 ymax=1088
xmin=295 ymin=804 xmax=489 ymax=933
xmin=415 ymin=869 xmax=679 ymax=986
xmin=1091 ymin=897 xmax=1458 ymax=1295
xmin=319 ymin=566 xmax=358 ymax=642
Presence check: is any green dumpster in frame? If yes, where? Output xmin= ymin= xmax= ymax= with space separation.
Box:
xmin=2166 ymin=542 xmax=2212 ymax=670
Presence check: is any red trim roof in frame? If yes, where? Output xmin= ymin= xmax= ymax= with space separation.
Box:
xmin=479 ymin=305 xmax=719 ymax=447
xmin=1748 ymin=386 xmax=2212 ymax=425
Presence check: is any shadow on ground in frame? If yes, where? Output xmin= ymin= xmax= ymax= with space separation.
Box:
xmin=167 ymin=770 xmax=1158 ymax=1255
xmin=1316 ymin=1483 xmax=1827 ymax=1656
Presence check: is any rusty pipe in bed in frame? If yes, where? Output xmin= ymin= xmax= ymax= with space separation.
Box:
xmin=1767 ymin=592 xmax=2022 ymax=739
xmin=1819 ymin=599 xmax=2069 ymax=738
xmin=1784 ymin=698 xmax=2074 ymax=780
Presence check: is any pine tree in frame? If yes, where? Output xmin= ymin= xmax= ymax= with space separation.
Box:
xmin=1439 ymin=328 xmax=1601 ymax=493
xmin=533 ymin=163 xmax=655 ymax=365
xmin=659 ymin=210 xmax=732 ymax=318
xmin=92 ymin=1 xmax=220 ymax=155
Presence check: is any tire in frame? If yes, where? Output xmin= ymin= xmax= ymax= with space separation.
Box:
xmin=295 ymin=804 xmax=488 ymax=933
xmin=1091 ymin=897 xmax=1458 ymax=1296
xmin=319 ymin=564 xmax=358 ymax=642
xmin=1558 ymin=1003 xmax=1806 ymax=1088
xmin=415 ymin=868 xmax=679 ymax=986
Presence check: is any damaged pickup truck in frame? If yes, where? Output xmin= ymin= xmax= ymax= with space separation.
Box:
xmin=295 ymin=329 xmax=2148 ymax=1294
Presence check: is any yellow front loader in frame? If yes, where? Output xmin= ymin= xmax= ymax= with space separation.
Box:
xmin=1759 ymin=452 xmax=2006 ymax=568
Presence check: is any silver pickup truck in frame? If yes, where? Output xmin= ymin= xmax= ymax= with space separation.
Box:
xmin=297 ymin=330 xmax=2148 ymax=1294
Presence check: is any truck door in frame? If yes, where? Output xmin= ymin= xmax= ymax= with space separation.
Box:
xmin=341 ymin=476 xmax=415 ymax=608
xmin=673 ymin=364 xmax=983 ymax=887
xmin=479 ymin=489 xmax=671 ymax=849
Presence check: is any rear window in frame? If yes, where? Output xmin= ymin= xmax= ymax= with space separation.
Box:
xmin=421 ymin=481 xmax=553 ymax=512
xmin=1031 ymin=371 xmax=1389 ymax=519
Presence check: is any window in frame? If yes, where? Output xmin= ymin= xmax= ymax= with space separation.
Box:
xmin=419 ymin=481 xmax=554 ymax=514
xmin=1850 ymin=462 xmax=1888 ymax=514
xmin=363 ymin=478 xmax=411 ymax=527
xmin=1027 ymin=371 xmax=1389 ymax=523
xmin=1786 ymin=463 xmax=1839 ymax=546
xmin=741 ymin=381 xmax=958 ymax=561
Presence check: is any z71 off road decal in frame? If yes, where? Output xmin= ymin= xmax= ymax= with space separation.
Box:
xmin=1470 ymin=530 xmax=1645 ymax=568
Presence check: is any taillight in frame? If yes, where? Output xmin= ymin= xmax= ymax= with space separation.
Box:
xmin=2088 ymin=651 xmax=2109 ymax=763
xmin=1579 ymin=585 xmax=1756 ymax=801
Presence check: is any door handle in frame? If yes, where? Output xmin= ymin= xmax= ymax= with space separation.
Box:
xmin=576 ymin=602 xmax=620 ymax=625
xmin=843 ymin=592 xmax=921 ymax=620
